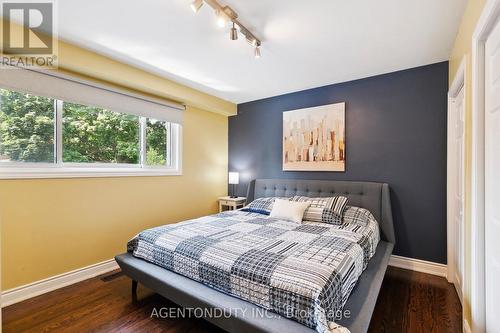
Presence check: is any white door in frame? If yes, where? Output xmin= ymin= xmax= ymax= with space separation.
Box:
xmin=450 ymin=86 xmax=465 ymax=300
xmin=485 ymin=15 xmax=500 ymax=333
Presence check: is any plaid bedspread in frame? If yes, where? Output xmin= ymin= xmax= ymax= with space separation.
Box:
xmin=128 ymin=207 xmax=380 ymax=333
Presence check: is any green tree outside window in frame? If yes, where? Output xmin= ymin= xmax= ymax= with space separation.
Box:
xmin=0 ymin=89 xmax=55 ymax=163
xmin=62 ymin=102 xmax=139 ymax=164
xmin=0 ymin=89 xmax=170 ymax=167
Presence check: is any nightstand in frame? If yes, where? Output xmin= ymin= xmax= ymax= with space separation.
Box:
xmin=218 ymin=196 xmax=246 ymax=212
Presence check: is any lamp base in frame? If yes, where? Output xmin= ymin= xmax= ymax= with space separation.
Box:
xmin=230 ymin=183 xmax=238 ymax=199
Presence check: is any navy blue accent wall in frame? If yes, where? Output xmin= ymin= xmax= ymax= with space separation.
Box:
xmin=229 ymin=62 xmax=448 ymax=264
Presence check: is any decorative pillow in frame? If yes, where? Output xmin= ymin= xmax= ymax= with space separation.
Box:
xmin=241 ymin=197 xmax=289 ymax=215
xmin=342 ymin=206 xmax=377 ymax=226
xmin=269 ymin=199 xmax=311 ymax=223
xmin=291 ymin=195 xmax=349 ymax=225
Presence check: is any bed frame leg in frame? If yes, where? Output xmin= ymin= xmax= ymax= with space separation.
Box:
xmin=131 ymin=280 xmax=138 ymax=301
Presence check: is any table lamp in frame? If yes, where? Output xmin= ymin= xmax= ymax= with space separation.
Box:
xmin=228 ymin=172 xmax=239 ymax=198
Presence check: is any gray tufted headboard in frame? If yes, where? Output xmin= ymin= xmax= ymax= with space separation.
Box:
xmin=246 ymin=179 xmax=395 ymax=244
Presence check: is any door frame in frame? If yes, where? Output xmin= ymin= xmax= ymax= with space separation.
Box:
xmin=471 ymin=0 xmax=500 ymax=331
xmin=447 ymin=57 xmax=466 ymax=304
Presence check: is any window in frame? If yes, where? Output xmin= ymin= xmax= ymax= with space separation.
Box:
xmin=62 ymin=102 xmax=140 ymax=164
xmin=146 ymin=119 xmax=169 ymax=166
xmin=0 ymin=90 xmax=55 ymax=163
xmin=0 ymin=88 xmax=182 ymax=178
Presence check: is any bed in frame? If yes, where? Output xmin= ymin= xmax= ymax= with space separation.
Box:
xmin=115 ymin=179 xmax=395 ymax=333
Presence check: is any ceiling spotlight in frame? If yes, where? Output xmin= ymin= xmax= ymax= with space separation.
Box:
xmin=190 ymin=0 xmax=203 ymax=13
xmin=190 ymin=0 xmax=261 ymax=59
xmin=254 ymin=46 xmax=261 ymax=58
xmin=230 ymin=23 xmax=238 ymax=40
xmin=216 ymin=9 xmax=227 ymax=28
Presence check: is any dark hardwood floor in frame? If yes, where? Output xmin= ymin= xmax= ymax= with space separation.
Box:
xmin=368 ymin=267 xmax=462 ymax=333
xmin=2 ymin=266 xmax=462 ymax=333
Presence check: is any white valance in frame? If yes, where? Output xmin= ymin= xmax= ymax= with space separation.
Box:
xmin=0 ymin=67 xmax=185 ymax=124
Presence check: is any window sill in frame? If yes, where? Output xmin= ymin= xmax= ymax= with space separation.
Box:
xmin=0 ymin=167 xmax=182 ymax=179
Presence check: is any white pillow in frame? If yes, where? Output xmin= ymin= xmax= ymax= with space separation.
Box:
xmin=269 ymin=199 xmax=311 ymax=223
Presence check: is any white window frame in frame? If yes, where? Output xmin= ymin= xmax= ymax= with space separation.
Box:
xmin=0 ymin=96 xmax=182 ymax=179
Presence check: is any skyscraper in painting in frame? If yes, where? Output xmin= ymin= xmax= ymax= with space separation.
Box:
xmin=283 ymin=102 xmax=345 ymax=171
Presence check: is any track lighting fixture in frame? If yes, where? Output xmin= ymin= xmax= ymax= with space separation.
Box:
xmin=190 ymin=0 xmax=203 ymax=13
xmin=246 ymin=36 xmax=257 ymax=47
xmin=190 ymin=0 xmax=262 ymax=58
xmin=230 ymin=23 xmax=238 ymax=40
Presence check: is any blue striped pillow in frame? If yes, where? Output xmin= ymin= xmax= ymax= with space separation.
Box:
xmin=241 ymin=197 xmax=290 ymax=215
xmin=291 ymin=196 xmax=349 ymax=224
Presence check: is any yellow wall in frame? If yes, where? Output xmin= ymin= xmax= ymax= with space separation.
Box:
xmin=57 ymin=42 xmax=236 ymax=116
xmin=0 ymin=106 xmax=227 ymax=290
xmin=449 ymin=0 xmax=486 ymax=324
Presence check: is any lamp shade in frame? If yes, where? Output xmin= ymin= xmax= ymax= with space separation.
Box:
xmin=228 ymin=172 xmax=239 ymax=185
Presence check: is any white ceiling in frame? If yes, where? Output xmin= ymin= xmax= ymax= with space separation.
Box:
xmin=52 ymin=0 xmax=466 ymax=104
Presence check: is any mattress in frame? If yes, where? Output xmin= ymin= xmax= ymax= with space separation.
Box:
xmin=128 ymin=207 xmax=380 ymax=333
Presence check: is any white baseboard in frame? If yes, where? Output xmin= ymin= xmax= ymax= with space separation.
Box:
xmin=389 ymin=255 xmax=447 ymax=278
xmin=1 ymin=259 xmax=119 ymax=308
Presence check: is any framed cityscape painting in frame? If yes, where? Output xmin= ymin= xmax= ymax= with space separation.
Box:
xmin=283 ymin=102 xmax=345 ymax=171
